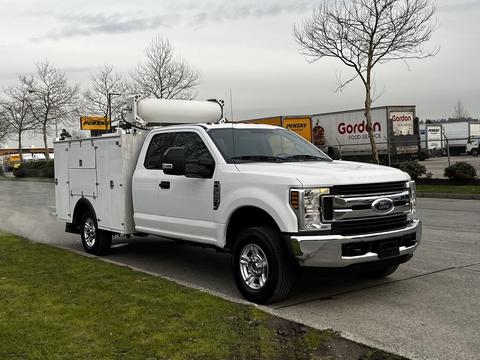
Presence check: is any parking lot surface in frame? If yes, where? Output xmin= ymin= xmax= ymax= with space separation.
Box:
xmin=420 ymin=155 xmax=480 ymax=178
xmin=0 ymin=180 xmax=479 ymax=360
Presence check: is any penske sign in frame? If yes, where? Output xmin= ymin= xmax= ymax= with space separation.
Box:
xmin=80 ymin=116 xmax=111 ymax=130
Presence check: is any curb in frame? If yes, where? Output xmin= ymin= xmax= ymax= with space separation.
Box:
xmin=417 ymin=192 xmax=480 ymax=200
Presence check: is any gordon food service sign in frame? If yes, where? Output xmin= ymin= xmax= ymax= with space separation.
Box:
xmin=391 ymin=112 xmax=414 ymax=136
xmin=80 ymin=116 xmax=111 ymax=130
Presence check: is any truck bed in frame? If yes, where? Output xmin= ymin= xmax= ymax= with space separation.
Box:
xmin=54 ymin=130 xmax=147 ymax=234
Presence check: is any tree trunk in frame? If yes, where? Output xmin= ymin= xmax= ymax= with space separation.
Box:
xmin=364 ymin=72 xmax=379 ymax=164
xmin=43 ymin=124 xmax=50 ymax=161
xmin=18 ymin=131 xmax=23 ymax=163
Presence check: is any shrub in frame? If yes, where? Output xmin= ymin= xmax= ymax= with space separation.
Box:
xmin=13 ymin=159 xmax=55 ymax=178
xmin=399 ymin=160 xmax=427 ymax=180
xmin=444 ymin=162 xmax=477 ymax=181
xmin=13 ymin=167 xmax=26 ymax=178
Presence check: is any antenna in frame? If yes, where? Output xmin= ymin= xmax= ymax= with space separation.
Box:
xmin=229 ymin=88 xmax=234 ymax=121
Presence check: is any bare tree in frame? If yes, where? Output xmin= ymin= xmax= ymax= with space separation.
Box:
xmin=131 ymin=37 xmax=200 ymax=100
xmin=83 ymin=64 xmax=127 ymax=120
xmin=294 ymin=0 xmax=437 ymax=163
xmin=0 ymin=81 xmax=36 ymax=161
xmin=0 ymin=111 xmax=10 ymax=146
xmin=452 ymin=100 xmax=469 ymax=120
xmin=23 ymin=62 xmax=80 ymax=159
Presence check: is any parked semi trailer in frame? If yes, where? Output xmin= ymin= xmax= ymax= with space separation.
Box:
xmin=54 ymin=95 xmax=421 ymax=304
xmin=311 ymin=106 xmax=420 ymax=162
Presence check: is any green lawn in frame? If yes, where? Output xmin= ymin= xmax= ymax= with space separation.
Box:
xmin=417 ymin=184 xmax=480 ymax=194
xmin=0 ymin=233 xmax=403 ymax=360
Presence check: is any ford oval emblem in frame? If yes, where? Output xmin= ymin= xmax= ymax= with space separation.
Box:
xmin=372 ymin=198 xmax=394 ymax=214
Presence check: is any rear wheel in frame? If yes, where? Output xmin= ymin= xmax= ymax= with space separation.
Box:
xmin=361 ymin=264 xmax=399 ymax=279
xmin=80 ymin=211 xmax=111 ymax=255
xmin=232 ymin=227 xmax=295 ymax=304
xmin=472 ymin=148 xmax=479 ymax=157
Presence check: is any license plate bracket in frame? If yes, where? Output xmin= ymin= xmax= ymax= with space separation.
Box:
xmin=377 ymin=239 xmax=400 ymax=259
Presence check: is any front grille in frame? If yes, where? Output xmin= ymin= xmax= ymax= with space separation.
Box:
xmin=332 ymin=214 xmax=408 ymax=236
xmin=331 ymin=181 xmax=406 ymax=195
xmin=342 ymin=233 xmax=417 ymax=257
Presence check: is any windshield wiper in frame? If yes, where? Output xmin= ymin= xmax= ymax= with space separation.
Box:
xmin=282 ymin=154 xmax=330 ymax=161
xmin=231 ymin=155 xmax=284 ymax=162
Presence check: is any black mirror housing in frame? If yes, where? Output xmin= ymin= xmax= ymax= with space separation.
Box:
xmin=162 ymin=147 xmax=186 ymax=175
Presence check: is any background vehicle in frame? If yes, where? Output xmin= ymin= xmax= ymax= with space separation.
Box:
xmin=4 ymin=154 xmax=21 ymax=171
xmin=466 ymin=139 xmax=480 ymax=156
xmin=311 ymin=106 xmax=420 ymax=163
xmin=420 ymin=121 xmax=480 ymax=156
xmin=54 ymin=95 xmax=422 ymax=304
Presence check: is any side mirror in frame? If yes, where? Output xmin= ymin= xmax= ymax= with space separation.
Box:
xmin=328 ymin=146 xmax=342 ymax=160
xmin=162 ymin=147 xmax=186 ymax=176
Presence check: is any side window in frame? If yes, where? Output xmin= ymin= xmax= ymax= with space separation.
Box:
xmin=144 ymin=133 xmax=174 ymax=169
xmin=172 ymin=132 xmax=214 ymax=174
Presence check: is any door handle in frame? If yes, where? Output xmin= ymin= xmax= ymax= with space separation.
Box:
xmin=159 ymin=181 xmax=170 ymax=189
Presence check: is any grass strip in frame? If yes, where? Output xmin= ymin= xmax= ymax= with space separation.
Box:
xmin=0 ymin=233 xmax=404 ymax=360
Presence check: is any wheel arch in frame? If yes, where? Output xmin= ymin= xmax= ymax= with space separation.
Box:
xmin=224 ymin=206 xmax=281 ymax=251
xmin=72 ymin=198 xmax=96 ymax=229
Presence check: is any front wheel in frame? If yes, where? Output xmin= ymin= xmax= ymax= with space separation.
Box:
xmin=232 ymin=227 xmax=295 ymax=304
xmin=472 ymin=148 xmax=479 ymax=157
xmin=80 ymin=211 xmax=112 ymax=255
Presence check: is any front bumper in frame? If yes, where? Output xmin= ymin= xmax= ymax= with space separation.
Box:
xmin=290 ymin=219 xmax=422 ymax=267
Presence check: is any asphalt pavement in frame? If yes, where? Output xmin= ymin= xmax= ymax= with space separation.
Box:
xmin=420 ymin=155 xmax=480 ymax=178
xmin=0 ymin=180 xmax=479 ymax=360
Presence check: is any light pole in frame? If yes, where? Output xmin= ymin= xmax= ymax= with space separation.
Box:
xmin=107 ymin=92 xmax=122 ymax=133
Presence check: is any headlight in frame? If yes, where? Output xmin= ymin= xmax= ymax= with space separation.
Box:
xmin=406 ymin=180 xmax=417 ymax=221
xmin=290 ymin=188 xmax=331 ymax=231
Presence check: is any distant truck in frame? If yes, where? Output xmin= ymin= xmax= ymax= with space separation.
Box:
xmin=241 ymin=116 xmax=313 ymax=142
xmin=53 ymin=95 xmax=421 ymax=304
xmin=420 ymin=122 xmax=480 ymax=156
xmin=311 ymin=106 xmax=420 ymax=163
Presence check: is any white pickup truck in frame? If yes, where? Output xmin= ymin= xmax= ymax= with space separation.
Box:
xmin=54 ymin=96 xmax=421 ymax=303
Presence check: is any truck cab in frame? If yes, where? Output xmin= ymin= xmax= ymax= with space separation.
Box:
xmin=54 ymin=96 xmax=421 ymax=304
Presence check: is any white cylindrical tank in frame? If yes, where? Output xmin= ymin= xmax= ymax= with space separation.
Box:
xmin=137 ymin=98 xmax=223 ymax=125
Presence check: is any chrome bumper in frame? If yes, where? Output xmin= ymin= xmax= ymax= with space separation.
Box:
xmin=290 ymin=220 xmax=422 ymax=267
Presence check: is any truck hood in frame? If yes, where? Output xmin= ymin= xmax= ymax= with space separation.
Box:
xmin=235 ymin=160 xmax=410 ymax=187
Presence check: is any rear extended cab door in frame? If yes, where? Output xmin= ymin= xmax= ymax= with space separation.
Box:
xmin=132 ymin=127 xmax=224 ymax=245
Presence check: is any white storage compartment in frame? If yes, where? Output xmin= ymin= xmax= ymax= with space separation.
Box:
xmin=54 ymin=130 xmax=147 ymax=234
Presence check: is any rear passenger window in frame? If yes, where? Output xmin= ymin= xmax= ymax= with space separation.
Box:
xmin=144 ymin=133 xmax=174 ymax=169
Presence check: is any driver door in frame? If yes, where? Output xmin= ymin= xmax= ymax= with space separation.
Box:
xmin=151 ymin=130 xmax=218 ymax=245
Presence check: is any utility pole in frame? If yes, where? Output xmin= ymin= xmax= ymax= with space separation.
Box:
xmin=107 ymin=92 xmax=122 ymax=133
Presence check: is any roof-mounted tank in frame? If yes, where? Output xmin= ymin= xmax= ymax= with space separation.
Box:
xmin=124 ymin=94 xmax=224 ymax=128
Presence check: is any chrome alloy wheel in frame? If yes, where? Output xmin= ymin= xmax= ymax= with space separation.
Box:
xmin=239 ymin=244 xmax=269 ymax=290
xmin=83 ymin=218 xmax=96 ymax=247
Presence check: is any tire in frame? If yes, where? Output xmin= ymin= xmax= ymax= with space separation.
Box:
xmin=472 ymin=148 xmax=479 ymax=157
xmin=361 ymin=264 xmax=399 ymax=279
xmin=232 ymin=226 xmax=295 ymax=304
xmin=80 ymin=211 xmax=112 ymax=255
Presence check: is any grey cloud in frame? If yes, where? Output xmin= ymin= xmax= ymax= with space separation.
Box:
xmin=33 ymin=12 xmax=177 ymax=41
xmin=439 ymin=0 xmax=480 ymax=12
xmin=31 ymin=0 xmax=313 ymax=41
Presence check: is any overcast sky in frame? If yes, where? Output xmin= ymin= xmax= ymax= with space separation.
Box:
xmin=1 ymin=0 xmax=479 ymax=146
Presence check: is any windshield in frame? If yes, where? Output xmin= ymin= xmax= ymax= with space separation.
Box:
xmin=207 ymin=127 xmax=331 ymax=163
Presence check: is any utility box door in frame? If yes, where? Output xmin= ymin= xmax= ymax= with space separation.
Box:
xmin=68 ymin=141 xmax=96 ymax=169
xmin=54 ymin=142 xmax=70 ymax=221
